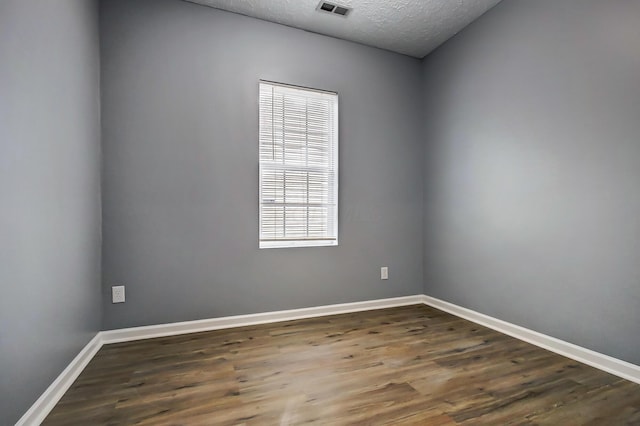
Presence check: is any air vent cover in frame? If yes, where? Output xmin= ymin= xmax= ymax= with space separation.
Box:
xmin=317 ymin=1 xmax=351 ymax=17
xmin=333 ymin=6 xmax=349 ymax=16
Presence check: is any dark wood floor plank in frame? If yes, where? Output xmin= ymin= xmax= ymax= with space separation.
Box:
xmin=43 ymin=305 xmax=640 ymax=425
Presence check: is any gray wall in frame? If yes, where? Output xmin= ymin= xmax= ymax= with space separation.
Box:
xmin=2 ymin=0 xmax=639 ymax=421
xmin=100 ymin=0 xmax=424 ymax=329
xmin=0 ymin=0 xmax=102 ymax=424
xmin=422 ymin=0 xmax=640 ymax=364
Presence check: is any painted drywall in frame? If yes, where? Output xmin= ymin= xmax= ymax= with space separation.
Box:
xmin=422 ymin=0 xmax=640 ymax=364
xmin=100 ymin=0 xmax=424 ymax=329
xmin=186 ymin=0 xmax=502 ymax=58
xmin=0 ymin=1 xmax=102 ymax=424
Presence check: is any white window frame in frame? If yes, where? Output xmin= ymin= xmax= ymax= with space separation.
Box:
xmin=259 ymin=81 xmax=339 ymax=249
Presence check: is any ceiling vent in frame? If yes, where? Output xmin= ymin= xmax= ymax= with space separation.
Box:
xmin=317 ymin=1 xmax=351 ymax=17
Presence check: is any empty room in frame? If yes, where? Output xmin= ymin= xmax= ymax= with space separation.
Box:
xmin=2 ymin=0 xmax=640 ymax=424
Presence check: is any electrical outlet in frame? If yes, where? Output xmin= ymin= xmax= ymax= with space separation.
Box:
xmin=112 ymin=285 xmax=125 ymax=303
xmin=381 ymin=267 xmax=388 ymax=280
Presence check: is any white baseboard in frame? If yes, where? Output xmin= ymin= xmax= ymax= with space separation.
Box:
xmin=420 ymin=294 xmax=640 ymax=385
xmin=101 ymin=295 xmax=424 ymax=344
xmin=15 ymin=333 xmax=104 ymax=426
xmin=17 ymin=293 xmax=640 ymax=424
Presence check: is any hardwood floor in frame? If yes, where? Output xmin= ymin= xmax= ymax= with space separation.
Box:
xmin=44 ymin=305 xmax=640 ymax=425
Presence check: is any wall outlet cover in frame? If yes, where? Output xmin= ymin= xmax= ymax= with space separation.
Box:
xmin=112 ymin=286 xmax=125 ymax=303
xmin=381 ymin=267 xmax=389 ymax=280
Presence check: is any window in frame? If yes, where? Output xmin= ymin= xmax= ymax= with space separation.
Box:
xmin=259 ymin=81 xmax=339 ymax=248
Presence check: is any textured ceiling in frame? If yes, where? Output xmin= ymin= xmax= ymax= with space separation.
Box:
xmin=185 ymin=0 xmax=502 ymax=58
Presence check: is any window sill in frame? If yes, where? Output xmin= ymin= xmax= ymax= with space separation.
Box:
xmin=259 ymin=240 xmax=338 ymax=249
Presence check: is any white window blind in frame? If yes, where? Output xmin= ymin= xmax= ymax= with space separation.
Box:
xmin=259 ymin=81 xmax=338 ymax=248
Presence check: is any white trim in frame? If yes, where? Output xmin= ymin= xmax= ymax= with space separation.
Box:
xmin=259 ymin=239 xmax=338 ymax=249
xmin=17 ymin=293 xmax=640 ymax=424
xmin=420 ymin=294 xmax=640 ymax=385
xmin=101 ymin=295 xmax=423 ymax=344
xmin=15 ymin=333 xmax=104 ymax=426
